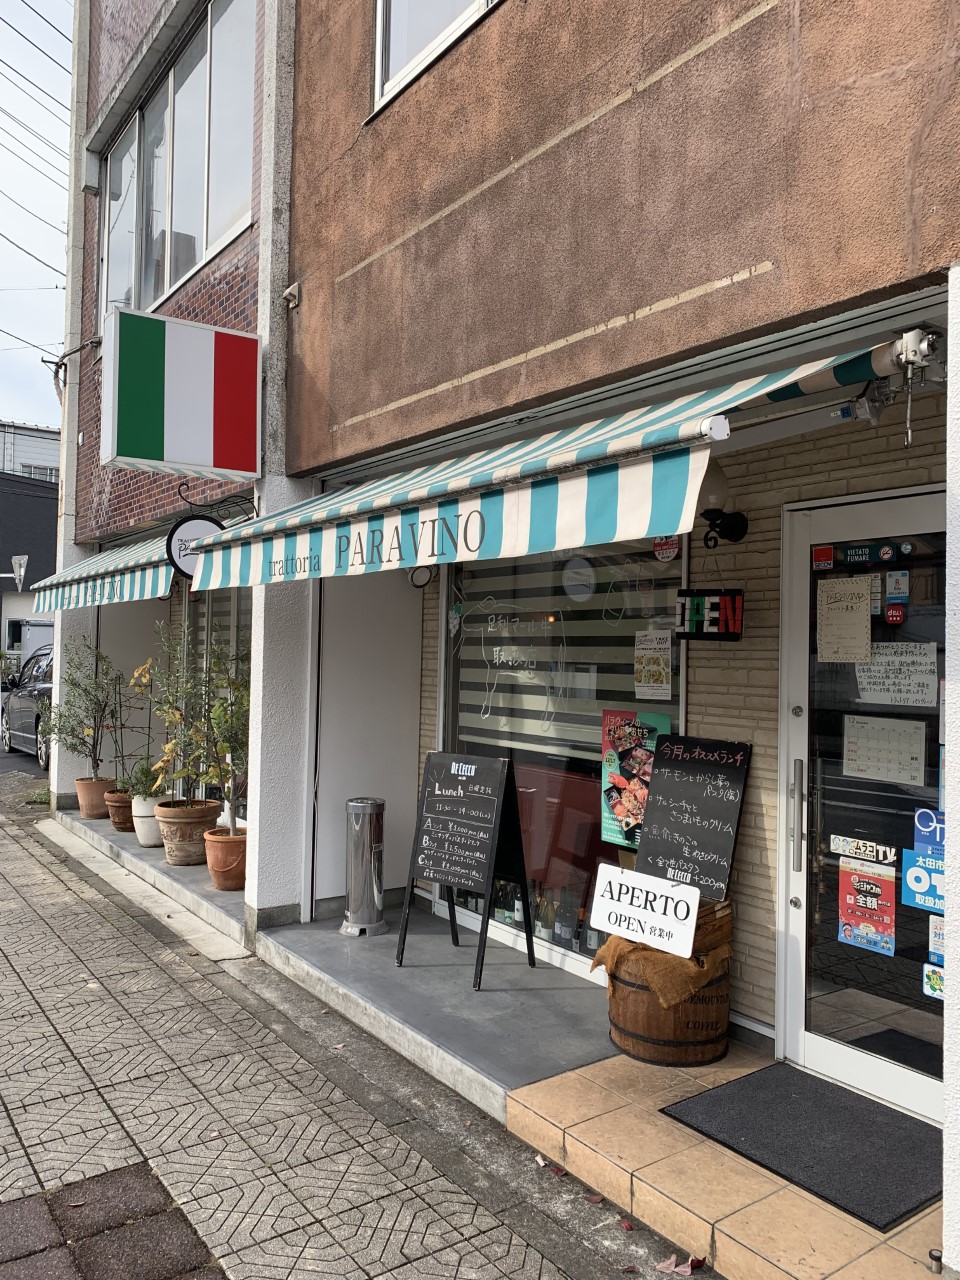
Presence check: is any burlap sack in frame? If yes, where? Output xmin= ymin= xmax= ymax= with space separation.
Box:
xmin=591 ymin=935 xmax=732 ymax=1010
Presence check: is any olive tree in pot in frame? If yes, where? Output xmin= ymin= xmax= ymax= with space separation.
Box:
xmin=102 ymin=674 xmax=138 ymax=832
xmin=42 ymin=637 xmax=118 ymax=818
xmin=125 ymin=660 xmax=172 ymax=847
xmin=201 ymin=633 xmax=250 ymax=891
xmin=151 ymin=622 xmax=221 ymax=865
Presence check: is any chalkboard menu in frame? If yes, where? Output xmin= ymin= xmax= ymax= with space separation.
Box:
xmin=632 ymin=735 xmax=752 ymax=900
xmin=396 ymin=752 xmax=534 ymax=989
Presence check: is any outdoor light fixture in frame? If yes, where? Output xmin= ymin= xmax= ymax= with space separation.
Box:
xmin=698 ymin=459 xmax=748 ymax=549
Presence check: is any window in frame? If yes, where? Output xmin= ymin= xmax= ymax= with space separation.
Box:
xmin=20 ymin=464 xmax=59 ymax=482
xmin=99 ymin=0 xmax=256 ymax=320
xmin=376 ymin=0 xmax=497 ymax=103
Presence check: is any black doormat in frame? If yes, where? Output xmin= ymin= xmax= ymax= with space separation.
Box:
xmin=662 ymin=1062 xmax=941 ymax=1232
xmin=852 ymin=1028 xmax=943 ymax=1080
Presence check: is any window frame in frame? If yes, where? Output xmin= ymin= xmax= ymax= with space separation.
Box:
xmin=98 ymin=0 xmax=254 ymax=325
xmin=374 ymin=0 xmax=501 ymax=108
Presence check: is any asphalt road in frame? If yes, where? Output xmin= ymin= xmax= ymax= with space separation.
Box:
xmin=0 ymin=748 xmax=46 ymax=778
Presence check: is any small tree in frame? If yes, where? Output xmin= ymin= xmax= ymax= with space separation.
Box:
xmin=200 ymin=629 xmax=250 ymax=836
xmin=43 ymin=638 xmax=120 ymax=780
xmin=151 ymin=622 xmax=210 ymax=805
xmin=126 ymin=659 xmax=168 ymax=799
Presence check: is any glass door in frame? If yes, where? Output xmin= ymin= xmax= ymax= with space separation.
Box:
xmin=781 ymin=491 xmax=944 ymax=1122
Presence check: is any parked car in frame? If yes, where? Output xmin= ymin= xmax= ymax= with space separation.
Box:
xmin=1 ymin=644 xmax=52 ymax=770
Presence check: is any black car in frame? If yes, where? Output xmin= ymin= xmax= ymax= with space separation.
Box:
xmin=1 ymin=644 xmax=53 ymax=770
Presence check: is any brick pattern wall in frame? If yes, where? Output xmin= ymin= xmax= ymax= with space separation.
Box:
xmin=87 ymin=0 xmax=166 ymax=123
xmin=76 ymin=0 xmax=264 ymax=545
xmin=687 ymin=393 xmax=946 ymax=1027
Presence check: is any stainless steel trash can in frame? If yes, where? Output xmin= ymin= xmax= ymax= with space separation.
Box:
xmin=341 ymin=797 xmax=389 ymax=936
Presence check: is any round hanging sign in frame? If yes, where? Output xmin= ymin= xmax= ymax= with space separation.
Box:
xmin=653 ymin=536 xmax=680 ymax=563
xmin=166 ymin=515 xmax=225 ymax=580
xmin=562 ymin=557 xmax=596 ymax=602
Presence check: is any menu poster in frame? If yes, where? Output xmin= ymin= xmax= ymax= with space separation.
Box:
xmin=816 ymin=576 xmax=872 ymax=663
xmin=842 ymin=714 xmax=925 ymax=788
xmin=838 ymin=857 xmax=895 ymax=955
xmin=634 ymin=630 xmax=672 ymax=701
xmin=855 ymin=643 xmax=938 ymax=709
xmin=632 ymin=735 xmax=752 ymax=900
xmin=600 ymin=710 xmax=671 ymax=849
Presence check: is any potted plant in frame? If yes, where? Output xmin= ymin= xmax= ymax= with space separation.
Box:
xmin=151 ymin=622 xmax=221 ymax=865
xmin=103 ymin=674 xmax=136 ymax=832
xmin=201 ymin=632 xmax=250 ymax=891
xmin=124 ymin=661 xmax=172 ymax=847
xmin=42 ymin=637 xmax=118 ymax=818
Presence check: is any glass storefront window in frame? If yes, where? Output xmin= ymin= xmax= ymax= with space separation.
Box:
xmin=446 ymin=540 xmax=684 ymax=957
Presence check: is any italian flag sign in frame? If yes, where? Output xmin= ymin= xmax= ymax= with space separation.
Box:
xmin=101 ymin=309 xmax=261 ymax=480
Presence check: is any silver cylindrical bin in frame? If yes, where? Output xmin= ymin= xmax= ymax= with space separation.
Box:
xmin=341 ymin=797 xmax=389 ymax=936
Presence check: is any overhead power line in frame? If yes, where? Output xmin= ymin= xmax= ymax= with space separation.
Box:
xmin=0 ymin=17 xmax=71 ymax=74
xmin=15 ymin=0 xmax=71 ymax=43
xmin=0 ymin=230 xmax=66 ymax=276
xmin=0 ymin=285 xmax=63 ymax=291
xmin=0 ymin=59 xmax=70 ymax=111
xmin=0 ymin=127 xmax=68 ymax=176
xmin=0 ymin=188 xmax=67 ymax=234
xmin=0 ymin=137 xmax=69 ymax=188
xmin=0 ymin=107 xmax=69 ymax=160
xmin=0 ymin=325 xmax=58 ymax=356
xmin=0 ymin=68 xmax=69 ymax=125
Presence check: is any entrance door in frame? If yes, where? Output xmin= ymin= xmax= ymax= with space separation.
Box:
xmin=781 ymin=490 xmax=945 ymax=1123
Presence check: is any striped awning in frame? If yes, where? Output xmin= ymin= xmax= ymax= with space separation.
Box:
xmin=32 ymin=534 xmax=173 ymax=612
xmin=191 ymin=345 xmax=897 ymax=591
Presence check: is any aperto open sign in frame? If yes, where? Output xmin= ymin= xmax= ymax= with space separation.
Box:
xmin=590 ymin=863 xmax=701 ymax=958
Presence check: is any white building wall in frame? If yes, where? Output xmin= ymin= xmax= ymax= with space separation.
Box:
xmin=0 ymin=424 xmax=61 ymax=479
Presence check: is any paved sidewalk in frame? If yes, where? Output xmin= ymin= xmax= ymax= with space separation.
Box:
xmin=0 ymin=815 xmax=707 ymax=1279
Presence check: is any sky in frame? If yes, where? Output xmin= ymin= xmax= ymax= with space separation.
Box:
xmin=0 ymin=0 xmax=72 ymax=429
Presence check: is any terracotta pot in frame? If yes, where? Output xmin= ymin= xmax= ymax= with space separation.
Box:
xmin=104 ymin=790 xmax=135 ymax=833
xmin=154 ymin=799 xmax=222 ymax=866
xmin=132 ymin=793 xmax=172 ymax=848
xmin=204 ymin=828 xmax=246 ymax=891
xmin=75 ymin=777 xmax=115 ymax=820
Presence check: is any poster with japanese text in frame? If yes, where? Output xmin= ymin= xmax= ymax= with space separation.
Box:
xmin=838 ymin=856 xmax=895 ymax=955
xmin=633 ymin=630 xmax=672 ymax=700
xmin=600 ymin=709 xmax=671 ymax=849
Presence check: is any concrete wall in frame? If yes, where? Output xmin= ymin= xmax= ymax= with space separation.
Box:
xmin=287 ymin=0 xmax=960 ymax=476
xmin=315 ymin=572 xmax=422 ymax=902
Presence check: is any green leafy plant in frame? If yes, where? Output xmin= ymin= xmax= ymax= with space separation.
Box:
xmin=125 ymin=659 xmax=168 ymax=799
xmin=42 ymin=637 xmax=120 ymax=780
xmin=199 ymin=629 xmax=250 ymax=837
xmin=151 ymin=622 xmax=210 ymax=805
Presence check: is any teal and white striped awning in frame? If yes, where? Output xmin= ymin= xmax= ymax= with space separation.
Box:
xmin=191 ymin=345 xmax=897 ymax=591
xmin=32 ymin=535 xmax=173 ymax=612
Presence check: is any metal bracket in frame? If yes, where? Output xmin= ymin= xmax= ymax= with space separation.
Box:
xmin=177 ymin=481 xmax=258 ymax=522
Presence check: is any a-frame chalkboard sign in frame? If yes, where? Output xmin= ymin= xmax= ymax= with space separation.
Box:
xmin=396 ymin=751 xmax=535 ymax=990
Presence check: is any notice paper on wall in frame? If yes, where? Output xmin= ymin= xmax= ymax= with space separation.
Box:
xmin=634 ymin=630 xmax=672 ymax=701
xmin=842 ymin=714 xmax=926 ymax=787
xmin=817 ymin=576 xmax=872 ymax=663
xmin=855 ymin=642 xmax=938 ymax=708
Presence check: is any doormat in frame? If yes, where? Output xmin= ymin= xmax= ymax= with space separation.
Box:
xmin=852 ymin=1028 xmax=943 ymax=1080
xmin=662 ymin=1062 xmax=941 ymax=1232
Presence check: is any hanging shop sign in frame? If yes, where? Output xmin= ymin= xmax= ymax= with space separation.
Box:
xmin=166 ymin=516 xmax=225 ymax=581
xmin=600 ymin=709 xmax=672 ymax=850
xmin=395 ymin=752 xmax=534 ymax=990
xmin=838 ymin=857 xmax=896 ymax=955
xmin=902 ymin=809 xmax=945 ymax=914
xmin=675 ymin=589 xmax=743 ymax=641
xmin=631 ymin=735 xmax=752 ymax=901
xmin=829 ymin=834 xmax=897 ymax=864
xmin=633 ymin=630 xmax=672 ymax=701
xmin=589 ymin=862 xmax=700 ymax=959
xmin=101 ymin=309 xmax=261 ymax=481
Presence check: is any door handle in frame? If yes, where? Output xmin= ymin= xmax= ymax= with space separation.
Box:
xmin=790 ymin=758 xmax=806 ymax=873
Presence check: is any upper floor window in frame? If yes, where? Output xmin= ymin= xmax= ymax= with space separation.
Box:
xmin=100 ymin=0 xmax=256 ymax=319
xmin=376 ymin=0 xmax=497 ymax=104
xmin=20 ymin=464 xmax=59 ymax=483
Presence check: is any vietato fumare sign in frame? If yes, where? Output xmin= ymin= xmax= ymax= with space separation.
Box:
xmin=100 ymin=309 xmax=261 ymax=481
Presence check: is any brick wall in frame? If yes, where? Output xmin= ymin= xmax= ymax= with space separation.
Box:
xmin=75 ymin=0 xmax=264 ymax=545
xmin=687 ymin=393 xmax=946 ymax=1026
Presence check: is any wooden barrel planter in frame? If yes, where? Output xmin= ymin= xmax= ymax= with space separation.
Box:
xmin=607 ymin=899 xmax=733 ymax=1067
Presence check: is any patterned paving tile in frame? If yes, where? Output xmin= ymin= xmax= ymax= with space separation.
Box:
xmin=243 ymin=1111 xmax=361 ymax=1166
xmin=210 ymin=1078 xmax=344 ymax=1130
xmin=37 ymin=990 xmax=132 ymax=1032
xmin=220 ymin=1226 xmax=367 ymax=1279
xmin=131 ymin=1006 xmax=247 ymax=1067
xmin=182 ymin=1047 xmax=318 ymax=1099
xmin=471 ymin=1227 xmax=573 ymax=1280
xmin=377 ymin=1241 xmax=505 ymax=1280
xmin=9 ymin=1090 xmax=120 ymax=1147
xmin=186 ymin=1172 xmax=316 ymax=1256
xmin=151 ymin=1133 xmax=273 ymax=1203
xmin=26 ymin=1123 xmax=141 ymax=1190
xmin=102 ymin=1069 xmax=236 ymax=1156
xmin=321 ymin=1187 xmax=500 ymax=1277
xmin=0 ymin=1052 xmax=96 ymax=1108
xmin=0 ymin=1139 xmax=40 ymax=1203
xmin=275 ymin=1147 xmax=424 ymax=1217
xmin=81 ymin=1040 xmax=179 ymax=1087
xmin=322 ymin=1099 xmax=394 ymax=1147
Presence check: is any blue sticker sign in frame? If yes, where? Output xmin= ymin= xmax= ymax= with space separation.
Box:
xmin=902 ymin=848 xmax=945 ymax=914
